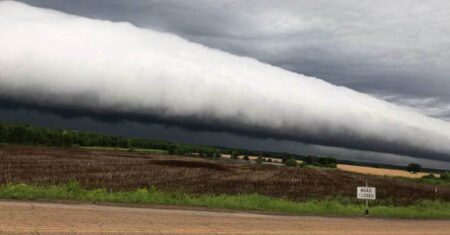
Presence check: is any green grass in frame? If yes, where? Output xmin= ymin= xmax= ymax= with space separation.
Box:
xmin=79 ymin=146 xmax=168 ymax=155
xmin=419 ymin=177 xmax=450 ymax=186
xmin=0 ymin=182 xmax=449 ymax=219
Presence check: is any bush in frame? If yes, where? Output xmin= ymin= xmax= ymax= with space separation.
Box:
xmin=284 ymin=158 xmax=297 ymax=167
xmin=243 ymin=155 xmax=249 ymax=161
xmin=230 ymin=151 xmax=239 ymax=160
xmin=304 ymin=156 xmax=318 ymax=165
xmin=422 ymin=174 xmax=437 ymax=179
xmin=441 ymin=172 xmax=450 ymax=180
xmin=318 ymin=157 xmax=337 ymax=168
xmin=420 ymin=172 xmax=450 ymax=185
xmin=407 ymin=163 xmax=421 ymax=173
xmin=303 ymin=156 xmax=337 ymax=168
xmin=256 ymin=155 xmax=264 ymax=164
xmin=213 ymin=150 xmax=222 ymax=158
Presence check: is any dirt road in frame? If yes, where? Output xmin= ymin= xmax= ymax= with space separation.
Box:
xmin=0 ymin=201 xmax=448 ymax=235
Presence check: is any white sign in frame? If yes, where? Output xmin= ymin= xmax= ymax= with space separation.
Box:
xmin=357 ymin=187 xmax=376 ymax=200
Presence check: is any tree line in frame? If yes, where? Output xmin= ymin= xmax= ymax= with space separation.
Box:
xmin=0 ymin=120 xmax=339 ymax=167
xmin=0 ymin=121 xmax=218 ymax=156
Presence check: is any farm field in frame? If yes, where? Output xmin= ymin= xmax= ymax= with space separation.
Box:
xmin=79 ymin=146 xmax=169 ymax=155
xmin=337 ymin=164 xmax=435 ymax=179
xmin=0 ymin=145 xmax=449 ymax=204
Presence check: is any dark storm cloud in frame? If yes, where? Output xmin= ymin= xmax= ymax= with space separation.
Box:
xmin=2 ymin=106 xmax=450 ymax=170
xmin=3 ymin=96 xmax=450 ymax=162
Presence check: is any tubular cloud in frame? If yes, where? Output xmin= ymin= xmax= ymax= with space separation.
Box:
xmin=1 ymin=1 xmax=450 ymax=161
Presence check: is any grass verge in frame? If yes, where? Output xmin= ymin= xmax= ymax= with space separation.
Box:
xmin=0 ymin=182 xmax=449 ymax=219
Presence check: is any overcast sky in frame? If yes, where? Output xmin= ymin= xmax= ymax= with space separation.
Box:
xmin=2 ymin=0 xmax=450 ymax=169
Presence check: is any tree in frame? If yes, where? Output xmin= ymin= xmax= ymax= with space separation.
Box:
xmin=284 ymin=158 xmax=298 ymax=167
xmin=302 ymin=155 xmax=337 ymax=168
xmin=62 ymin=131 xmax=73 ymax=147
xmin=167 ymin=145 xmax=175 ymax=155
xmin=441 ymin=171 xmax=450 ymax=180
xmin=125 ymin=139 xmax=132 ymax=148
xmin=318 ymin=157 xmax=337 ymax=168
xmin=407 ymin=163 xmax=421 ymax=173
xmin=304 ymin=156 xmax=318 ymax=165
xmin=230 ymin=151 xmax=239 ymax=160
xmin=256 ymin=155 xmax=264 ymax=164
xmin=0 ymin=122 xmax=7 ymax=142
xmin=213 ymin=150 xmax=222 ymax=158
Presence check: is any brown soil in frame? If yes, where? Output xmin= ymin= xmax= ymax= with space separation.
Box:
xmin=0 ymin=201 xmax=449 ymax=235
xmin=0 ymin=145 xmax=449 ymax=204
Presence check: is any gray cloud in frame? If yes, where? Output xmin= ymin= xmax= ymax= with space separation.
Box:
xmin=1 ymin=1 xmax=450 ymax=163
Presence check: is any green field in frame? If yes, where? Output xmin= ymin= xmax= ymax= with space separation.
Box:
xmin=1 ymin=182 xmax=449 ymax=219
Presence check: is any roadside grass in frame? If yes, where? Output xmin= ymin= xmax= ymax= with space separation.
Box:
xmin=0 ymin=182 xmax=449 ymax=219
xmin=79 ymin=146 xmax=168 ymax=155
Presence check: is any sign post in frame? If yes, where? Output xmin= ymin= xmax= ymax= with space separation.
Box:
xmin=357 ymin=180 xmax=376 ymax=215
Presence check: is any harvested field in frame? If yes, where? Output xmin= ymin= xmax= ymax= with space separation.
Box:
xmin=337 ymin=164 xmax=435 ymax=179
xmin=0 ymin=145 xmax=449 ymax=204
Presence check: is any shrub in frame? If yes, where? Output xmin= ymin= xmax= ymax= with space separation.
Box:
xmin=213 ymin=150 xmax=222 ymax=158
xmin=230 ymin=151 xmax=239 ymax=160
xmin=243 ymin=155 xmax=249 ymax=161
xmin=304 ymin=156 xmax=318 ymax=165
xmin=422 ymin=174 xmax=437 ymax=179
xmin=302 ymin=156 xmax=337 ymax=168
xmin=441 ymin=172 xmax=450 ymax=180
xmin=407 ymin=163 xmax=421 ymax=173
xmin=256 ymin=155 xmax=264 ymax=164
xmin=284 ymin=158 xmax=297 ymax=167
xmin=318 ymin=157 xmax=337 ymax=168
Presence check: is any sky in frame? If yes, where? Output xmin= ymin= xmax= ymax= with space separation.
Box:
xmin=1 ymin=0 xmax=450 ymax=169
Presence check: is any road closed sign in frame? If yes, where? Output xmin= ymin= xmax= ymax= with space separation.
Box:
xmin=357 ymin=187 xmax=376 ymax=200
